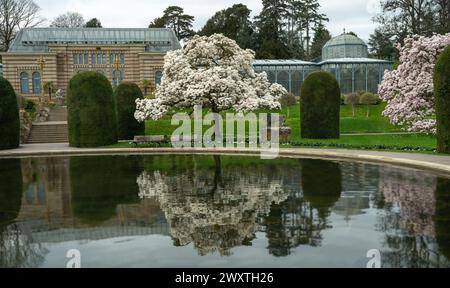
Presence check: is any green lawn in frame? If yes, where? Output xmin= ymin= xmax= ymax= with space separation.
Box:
xmin=145 ymin=104 xmax=403 ymax=136
xmin=105 ymin=103 xmax=437 ymax=152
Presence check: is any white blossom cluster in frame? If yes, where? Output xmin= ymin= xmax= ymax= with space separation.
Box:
xmin=135 ymin=34 xmax=286 ymax=122
xmin=379 ymin=33 xmax=450 ymax=134
xmin=136 ymin=165 xmax=290 ymax=256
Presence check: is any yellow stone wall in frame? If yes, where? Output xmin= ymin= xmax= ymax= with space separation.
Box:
xmin=0 ymin=43 xmax=165 ymax=100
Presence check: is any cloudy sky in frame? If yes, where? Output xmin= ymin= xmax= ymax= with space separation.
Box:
xmin=34 ymin=0 xmax=382 ymax=41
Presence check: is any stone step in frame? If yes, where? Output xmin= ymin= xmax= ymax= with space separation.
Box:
xmin=28 ymin=139 xmax=68 ymax=144
xmin=48 ymin=107 xmax=68 ymax=122
xmin=27 ymin=107 xmax=68 ymax=144
xmin=27 ymin=121 xmax=69 ymax=144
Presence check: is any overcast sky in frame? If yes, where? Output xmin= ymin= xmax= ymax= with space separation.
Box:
xmin=34 ymin=0 xmax=382 ymax=41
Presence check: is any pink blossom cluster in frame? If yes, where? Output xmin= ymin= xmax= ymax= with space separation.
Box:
xmin=379 ymin=33 xmax=450 ymax=134
xmin=379 ymin=166 xmax=436 ymax=237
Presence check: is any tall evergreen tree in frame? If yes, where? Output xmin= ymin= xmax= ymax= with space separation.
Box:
xmin=148 ymin=6 xmax=194 ymax=41
xmin=148 ymin=17 xmax=166 ymax=28
xmin=85 ymin=18 xmax=102 ymax=28
xmin=368 ymin=28 xmax=397 ymax=60
xmin=254 ymin=0 xmax=290 ymax=59
xmin=198 ymin=4 xmax=255 ymax=49
xmin=298 ymin=0 xmax=328 ymax=59
xmin=285 ymin=0 xmax=305 ymax=59
xmin=309 ymin=24 xmax=331 ymax=61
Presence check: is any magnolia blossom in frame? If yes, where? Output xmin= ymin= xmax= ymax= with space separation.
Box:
xmin=379 ymin=166 xmax=436 ymax=237
xmin=137 ymin=167 xmax=289 ymax=256
xmin=135 ymin=34 xmax=286 ymax=122
xmin=379 ymin=33 xmax=450 ymax=134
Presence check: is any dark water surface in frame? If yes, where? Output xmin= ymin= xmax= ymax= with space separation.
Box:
xmin=0 ymin=155 xmax=449 ymax=268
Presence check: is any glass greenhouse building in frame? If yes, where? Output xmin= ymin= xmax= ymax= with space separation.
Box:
xmin=254 ymin=34 xmax=393 ymax=95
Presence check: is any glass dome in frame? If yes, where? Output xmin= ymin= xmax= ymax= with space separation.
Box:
xmin=322 ymin=34 xmax=368 ymax=60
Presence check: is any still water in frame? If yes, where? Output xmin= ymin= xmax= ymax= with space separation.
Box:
xmin=0 ymin=155 xmax=449 ymax=268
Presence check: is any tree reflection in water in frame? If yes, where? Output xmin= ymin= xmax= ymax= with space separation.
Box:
xmin=0 ymin=159 xmax=48 ymax=268
xmin=263 ymin=159 xmax=342 ymax=257
xmin=435 ymin=177 xmax=450 ymax=264
xmin=70 ymin=156 xmax=143 ymax=225
xmin=1 ymin=154 xmax=450 ymax=267
xmin=138 ymin=157 xmax=293 ymax=256
xmin=138 ymin=157 xmax=344 ymax=257
xmin=378 ymin=167 xmax=450 ymax=268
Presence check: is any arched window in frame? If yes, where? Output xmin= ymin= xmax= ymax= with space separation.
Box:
xmin=32 ymin=72 xmax=41 ymax=94
xmin=20 ymin=72 xmax=29 ymax=94
xmin=112 ymin=70 xmax=123 ymax=87
xmin=155 ymin=71 xmax=163 ymax=86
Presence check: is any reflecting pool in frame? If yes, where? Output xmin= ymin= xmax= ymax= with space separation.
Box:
xmin=0 ymin=155 xmax=449 ymax=268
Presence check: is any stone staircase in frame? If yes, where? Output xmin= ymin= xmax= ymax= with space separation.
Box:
xmin=27 ymin=107 xmax=69 ymax=144
xmin=48 ymin=107 xmax=68 ymax=122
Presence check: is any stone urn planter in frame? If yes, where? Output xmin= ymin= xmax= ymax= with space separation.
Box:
xmin=34 ymin=106 xmax=51 ymax=122
xmin=279 ymin=127 xmax=292 ymax=144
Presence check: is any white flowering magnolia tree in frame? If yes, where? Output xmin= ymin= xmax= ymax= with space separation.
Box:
xmin=379 ymin=33 xmax=450 ymax=134
xmin=135 ymin=34 xmax=286 ymax=122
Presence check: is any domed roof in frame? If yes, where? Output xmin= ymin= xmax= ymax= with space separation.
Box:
xmin=322 ymin=34 xmax=368 ymax=60
xmin=323 ymin=34 xmax=367 ymax=48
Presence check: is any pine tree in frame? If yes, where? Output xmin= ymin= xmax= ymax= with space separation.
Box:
xmin=309 ymin=24 xmax=331 ymax=61
xmin=255 ymin=0 xmax=290 ymax=59
xmin=198 ymin=4 xmax=255 ymax=49
xmin=148 ymin=6 xmax=195 ymax=41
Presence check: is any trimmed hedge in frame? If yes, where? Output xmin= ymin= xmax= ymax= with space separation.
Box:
xmin=0 ymin=159 xmax=23 ymax=224
xmin=0 ymin=77 xmax=20 ymax=150
xmin=67 ymin=72 xmax=118 ymax=147
xmin=301 ymin=159 xmax=341 ymax=219
xmin=436 ymin=177 xmax=450 ymax=259
xmin=115 ymin=83 xmax=145 ymax=140
xmin=300 ymin=71 xmax=340 ymax=139
xmin=290 ymin=141 xmax=436 ymax=153
xmin=435 ymin=45 xmax=450 ymax=154
xmin=70 ymin=155 xmax=142 ymax=225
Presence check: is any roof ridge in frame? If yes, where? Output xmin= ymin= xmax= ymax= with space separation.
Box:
xmin=22 ymin=27 xmax=172 ymax=31
xmin=8 ymin=28 xmax=182 ymax=52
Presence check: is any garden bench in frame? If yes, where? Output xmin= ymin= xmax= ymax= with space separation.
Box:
xmin=132 ymin=135 xmax=167 ymax=146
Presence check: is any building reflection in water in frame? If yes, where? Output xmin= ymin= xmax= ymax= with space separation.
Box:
xmin=0 ymin=155 xmax=449 ymax=267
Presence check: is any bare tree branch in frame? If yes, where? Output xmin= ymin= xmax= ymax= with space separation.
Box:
xmin=50 ymin=12 xmax=85 ymax=28
xmin=0 ymin=0 xmax=43 ymax=51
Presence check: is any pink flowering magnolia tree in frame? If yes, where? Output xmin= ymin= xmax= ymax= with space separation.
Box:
xmin=379 ymin=33 xmax=450 ymax=134
xmin=134 ymin=34 xmax=286 ymax=122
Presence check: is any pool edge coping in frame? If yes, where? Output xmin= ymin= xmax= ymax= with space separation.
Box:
xmin=1 ymin=147 xmax=450 ymax=175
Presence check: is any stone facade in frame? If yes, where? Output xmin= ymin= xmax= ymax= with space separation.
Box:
xmin=0 ymin=28 xmax=181 ymax=101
